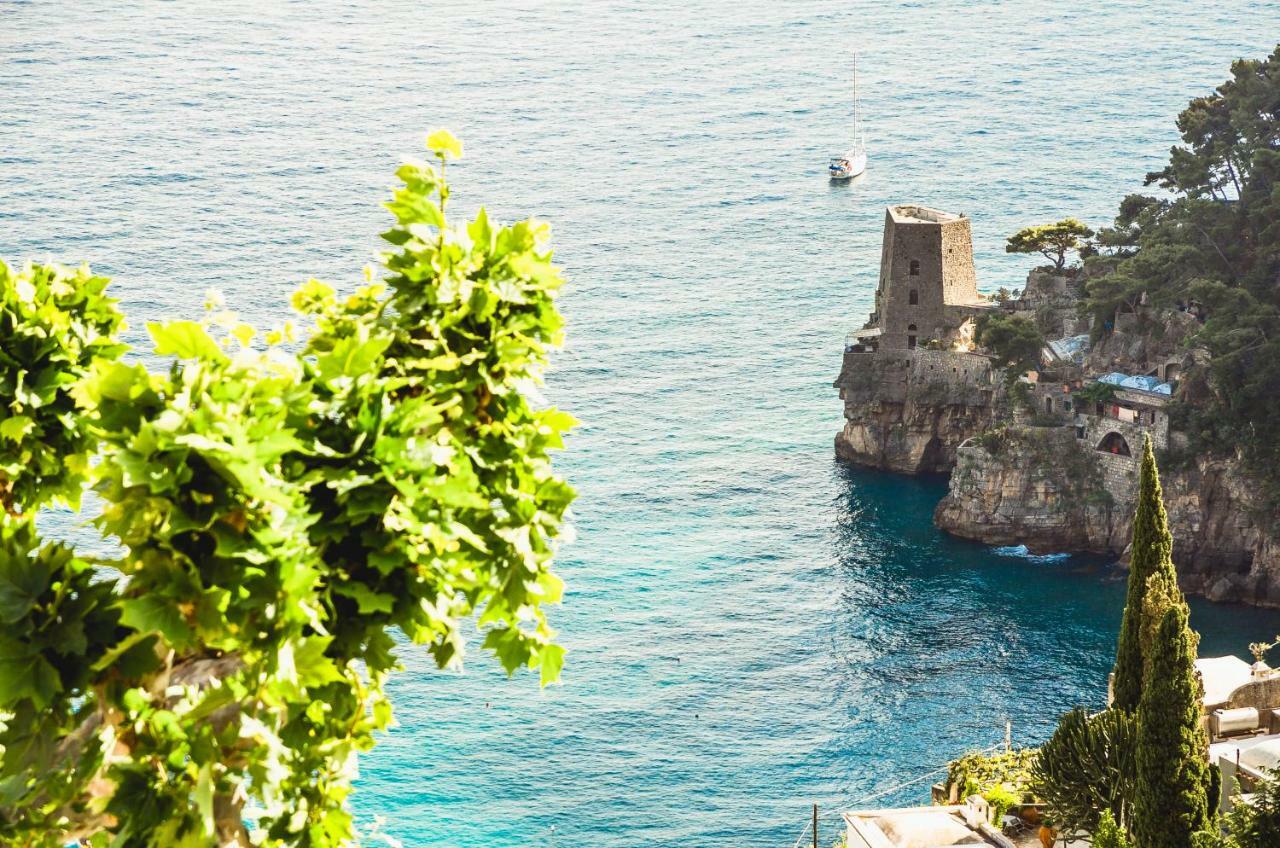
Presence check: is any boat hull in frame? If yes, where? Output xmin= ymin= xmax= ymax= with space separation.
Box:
xmin=828 ymin=151 xmax=867 ymax=180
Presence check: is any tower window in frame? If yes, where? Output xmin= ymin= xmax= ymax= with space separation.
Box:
xmin=909 ymin=260 xmax=920 ymax=276
xmin=909 ymin=288 xmax=919 ymax=305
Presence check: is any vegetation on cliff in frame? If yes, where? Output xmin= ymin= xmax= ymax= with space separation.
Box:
xmin=1006 ymin=219 xmax=1095 ymax=272
xmin=1083 ymin=45 xmax=1280 ymax=504
xmin=974 ymin=313 xmax=1044 ymax=375
xmin=0 ymin=133 xmax=576 ymax=846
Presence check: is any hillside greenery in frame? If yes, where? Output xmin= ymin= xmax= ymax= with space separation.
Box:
xmin=1006 ymin=219 xmax=1095 ymax=272
xmin=975 ymin=313 xmax=1045 ymax=375
xmin=1082 ymin=45 xmax=1280 ymax=503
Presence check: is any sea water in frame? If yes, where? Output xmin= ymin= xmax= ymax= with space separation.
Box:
xmin=2 ymin=2 xmax=1279 ymax=845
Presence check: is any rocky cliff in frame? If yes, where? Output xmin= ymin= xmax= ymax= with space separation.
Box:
xmin=935 ymin=433 xmax=1280 ymax=606
xmin=834 ymin=349 xmax=998 ymax=474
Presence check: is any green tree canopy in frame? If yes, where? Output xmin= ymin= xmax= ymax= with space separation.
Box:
xmin=975 ymin=313 xmax=1045 ymax=374
xmin=1082 ymin=45 xmax=1280 ymax=504
xmin=0 ymin=132 xmax=576 ymax=846
xmin=1005 ymin=219 xmax=1095 ymax=272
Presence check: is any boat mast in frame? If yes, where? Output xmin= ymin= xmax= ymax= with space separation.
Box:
xmin=852 ymin=52 xmax=862 ymax=144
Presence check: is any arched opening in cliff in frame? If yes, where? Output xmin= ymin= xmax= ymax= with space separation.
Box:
xmin=1096 ymin=431 xmax=1132 ymax=457
xmin=918 ymin=436 xmax=947 ymax=472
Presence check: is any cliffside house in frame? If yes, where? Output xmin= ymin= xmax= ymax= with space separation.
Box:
xmin=1021 ymin=363 xmax=1174 ymax=460
xmin=846 ymin=206 xmax=994 ymax=354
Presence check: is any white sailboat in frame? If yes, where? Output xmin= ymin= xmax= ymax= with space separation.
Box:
xmin=829 ymin=55 xmax=867 ymax=180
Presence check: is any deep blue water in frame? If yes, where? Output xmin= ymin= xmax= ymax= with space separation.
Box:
xmin=3 ymin=2 xmax=1280 ymax=846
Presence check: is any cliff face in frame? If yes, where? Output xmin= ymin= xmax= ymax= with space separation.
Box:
xmin=934 ymin=426 xmax=1280 ymax=607
xmin=834 ymin=350 xmax=997 ymax=474
xmin=933 ymin=428 xmax=1124 ymax=553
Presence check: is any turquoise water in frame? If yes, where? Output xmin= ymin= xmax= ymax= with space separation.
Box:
xmin=4 ymin=2 xmax=1280 ymax=845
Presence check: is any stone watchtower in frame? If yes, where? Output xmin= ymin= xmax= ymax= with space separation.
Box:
xmin=853 ymin=206 xmax=986 ymax=352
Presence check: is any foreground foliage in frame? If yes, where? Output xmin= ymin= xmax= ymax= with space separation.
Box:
xmin=1111 ymin=437 xmax=1183 ymax=712
xmin=1133 ymin=604 xmax=1212 ymax=848
xmin=1031 ymin=707 xmax=1137 ymax=839
xmin=1096 ymin=811 xmax=1136 ymax=848
xmin=945 ymin=748 xmax=1037 ymax=821
xmin=1037 ymin=440 xmax=1214 ymax=848
xmin=1194 ymin=769 xmax=1280 ymax=848
xmin=0 ymin=132 xmax=575 ymax=846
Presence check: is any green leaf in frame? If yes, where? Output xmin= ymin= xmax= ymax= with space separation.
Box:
xmin=315 ymin=333 xmax=392 ymax=382
xmin=120 ymin=595 xmax=193 ymax=648
xmin=0 ymin=637 xmax=59 ymax=708
xmin=0 ymin=415 xmax=34 ymax=443
xmin=333 ymin=583 xmax=395 ymax=615
xmin=294 ymin=636 xmax=345 ymax=688
xmin=91 ymin=631 xmax=162 ymax=676
xmin=539 ymin=643 xmax=565 ymax=687
xmin=148 ymin=320 xmax=225 ymax=362
xmin=0 ymin=546 xmax=49 ymax=624
xmin=425 ymin=129 xmax=462 ymax=159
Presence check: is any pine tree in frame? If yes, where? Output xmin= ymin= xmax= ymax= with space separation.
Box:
xmin=1133 ymin=604 xmax=1210 ymax=848
xmin=1112 ymin=435 xmax=1178 ymax=711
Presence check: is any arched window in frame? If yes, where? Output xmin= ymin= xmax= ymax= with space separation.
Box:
xmin=1096 ymin=432 xmax=1132 ymax=457
xmin=906 ymin=324 xmax=917 ymax=349
xmin=909 ymin=260 xmax=921 ymax=277
xmin=909 ymin=288 xmax=919 ymax=305
xmin=907 ymin=324 xmax=917 ymax=331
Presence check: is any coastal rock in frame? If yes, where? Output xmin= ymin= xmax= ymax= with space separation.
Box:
xmin=834 ymin=350 xmax=997 ymax=474
xmin=933 ymin=427 xmax=1125 ymax=553
xmin=935 ymin=432 xmax=1280 ymax=607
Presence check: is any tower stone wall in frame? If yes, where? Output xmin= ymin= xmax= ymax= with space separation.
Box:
xmin=864 ymin=206 xmax=985 ymax=351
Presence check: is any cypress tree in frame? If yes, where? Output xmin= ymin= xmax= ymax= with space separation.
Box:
xmin=1112 ymin=435 xmax=1177 ymax=711
xmin=1133 ymin=605 xmax=1210 ymax=848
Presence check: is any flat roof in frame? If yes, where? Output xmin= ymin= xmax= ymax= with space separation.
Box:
xmin=844 ymin=806 xmax=1009 ymax=848
xmin=1212 ymin=732 xmax=1280 ymax=776
xmin=889 ymin=205 xmax=963 ymax=225
xmin=1198 ymin=655 xmax=1255 ymax=708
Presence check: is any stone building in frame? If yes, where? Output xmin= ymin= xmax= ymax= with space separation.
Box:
xmin=847 ymin=205 xmax=993 ymax=353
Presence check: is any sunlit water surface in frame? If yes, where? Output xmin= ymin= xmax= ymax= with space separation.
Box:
xmin=3 ymin=2 xmax=1279 ymax=845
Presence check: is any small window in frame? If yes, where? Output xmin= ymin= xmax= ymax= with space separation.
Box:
xmin=907 ymin=335 xmax=917 ymax=349
xmin=909 ymin=288 xmax=919 ymax=305
xmin=907 ymin=324 xmax=917 ymax=332
xmin=909 ymin=260 xmax=921 ymax=277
